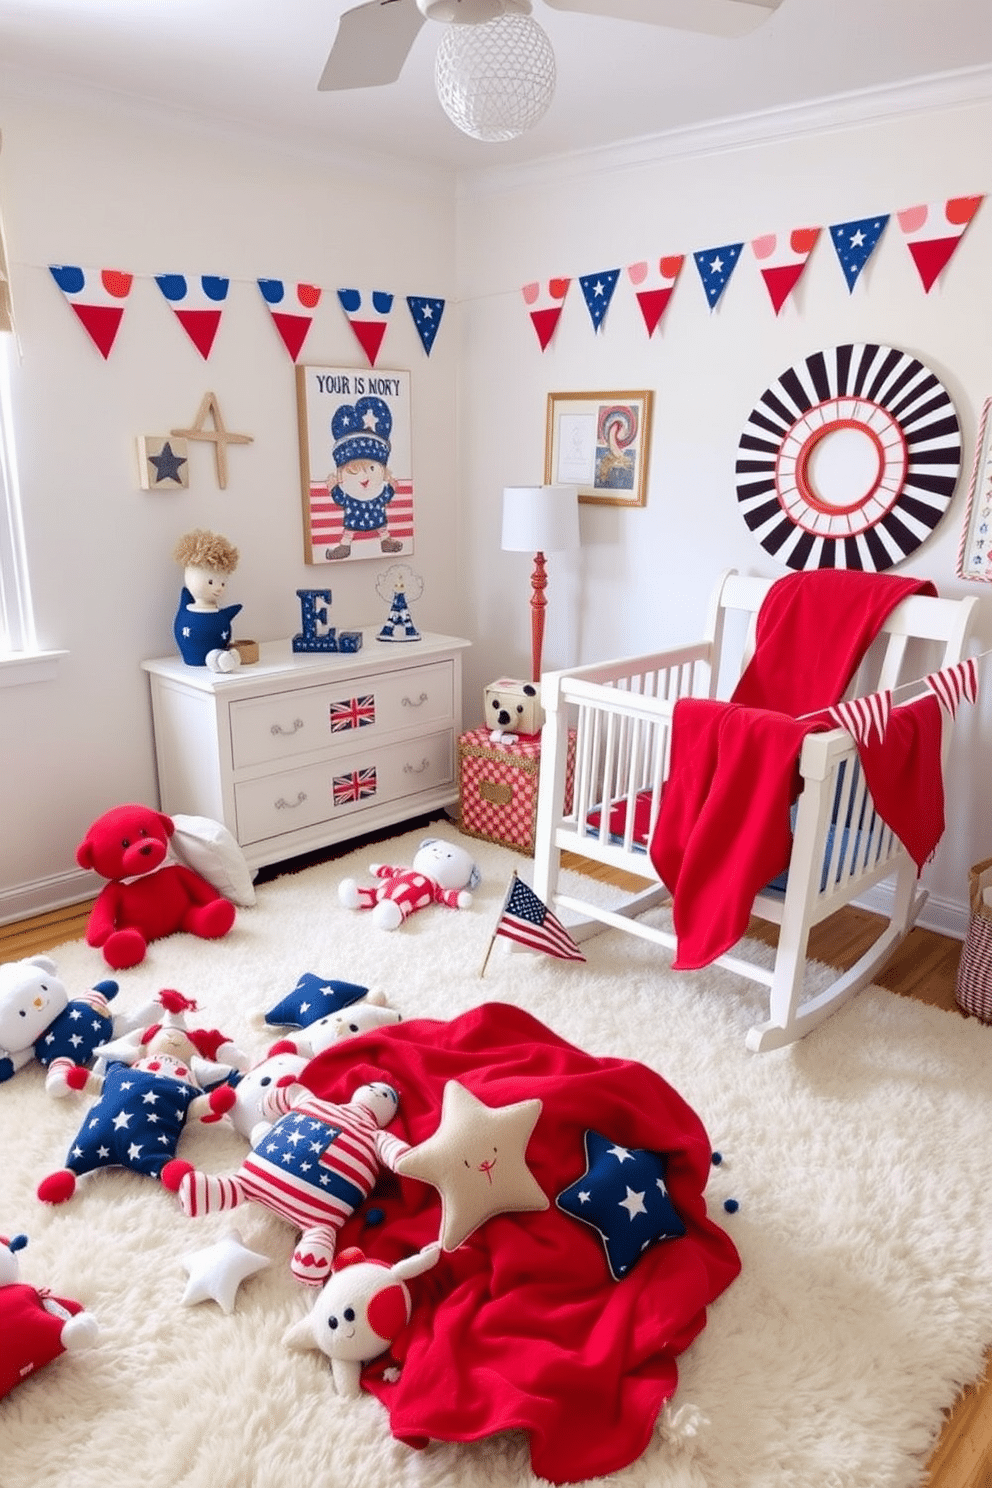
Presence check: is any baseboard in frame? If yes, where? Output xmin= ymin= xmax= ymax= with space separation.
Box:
xmin=0 ymin=867 xmax=97 ymax=927
xmin=855 ymin=882 xmax=967 ymax=941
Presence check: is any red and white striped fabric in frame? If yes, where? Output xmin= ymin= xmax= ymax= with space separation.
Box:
xmin=925 ymin=657 xmax=979 ymax=717
xmin=827 ymin=690 xmax=892 ymax=745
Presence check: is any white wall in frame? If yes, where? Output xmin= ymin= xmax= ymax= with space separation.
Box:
xmin=0 ymin=90 xmax=459 ymax=915
xmin=456 ymin=81 xmax=992 ymax=932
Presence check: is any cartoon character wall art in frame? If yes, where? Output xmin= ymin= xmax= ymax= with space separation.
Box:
xmin=296 ymin=366 xmax=414 ymax=565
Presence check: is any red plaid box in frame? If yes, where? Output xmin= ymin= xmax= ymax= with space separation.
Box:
xmin=457 ymin=728 xmax=575 ymax=856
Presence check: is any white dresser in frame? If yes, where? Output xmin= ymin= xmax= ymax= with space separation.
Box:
xmin=142 ymin=631 xmax=470 ymax=869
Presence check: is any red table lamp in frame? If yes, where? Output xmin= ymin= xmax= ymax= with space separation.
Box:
xmin=501 ymin=484 xmax=580 ymax=683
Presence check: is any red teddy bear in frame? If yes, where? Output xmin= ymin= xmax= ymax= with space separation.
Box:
xmin=76 ymin=803 xmax=236 ymax=970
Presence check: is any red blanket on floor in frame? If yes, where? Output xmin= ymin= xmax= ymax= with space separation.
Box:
xmin=302 ymin=1002 xmax=741 ymax=1484
xmin=649 ymin=571 xmax=939 ymax=969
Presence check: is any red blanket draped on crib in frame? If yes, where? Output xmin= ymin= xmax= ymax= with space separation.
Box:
xmin=649 ymin=571 xmax=939 ymax=970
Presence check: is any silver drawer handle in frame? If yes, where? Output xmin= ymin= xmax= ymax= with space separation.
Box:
xmin=271 ymin=718 xmax=305 ymax=736
xmin=402 ymin=692 xmax=429 ymax=708
xmin=275 ymin=791 xmax=307 ymax=810
xmin=404 ymin=758 xmax=431 ymax=775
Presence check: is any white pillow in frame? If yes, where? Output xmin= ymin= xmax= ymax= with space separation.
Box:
xmin=169 ymin=814 xmax=257 ymax=907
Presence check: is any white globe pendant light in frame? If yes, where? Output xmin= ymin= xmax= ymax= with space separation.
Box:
xmin=434 ymin=12 xmax=556 ymax=142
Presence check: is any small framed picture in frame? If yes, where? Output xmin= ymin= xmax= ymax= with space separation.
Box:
xmin=956 ymin=394 xmax=992 ymax=583
xmin=545 ymin=389 xmax=654 ymax=508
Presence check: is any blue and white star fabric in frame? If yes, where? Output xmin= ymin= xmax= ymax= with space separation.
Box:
xmin=62 ymin=1063 xmax=199 ymax=1181
xmin=578 ymin=269 xmax=621 ymax=332
xmin=693 ymin=243 xmax=744 ymax=310
xmin=406 ymin=295 xmax=445 ymax=356
xmin=34 ymin=980 xmax=118 ymax=1069
xmin=828 ymin=215 xmax=889 ymax=292
xmin=556 ymin=1130 xmax=686 ymax=1281
xmin=263 ymin=972 xmax=369 ymax=1029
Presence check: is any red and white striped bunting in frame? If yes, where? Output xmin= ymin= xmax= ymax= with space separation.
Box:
xmin=827 ymin=690 xmax=892 ymax=745
xmin=925 ymin=657 xmax=979 ymax=717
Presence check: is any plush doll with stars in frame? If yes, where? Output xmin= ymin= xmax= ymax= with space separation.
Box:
xmin=36 ymin=990 xmax=240 ymax=1205
xmin=163 ymin=1080 xmax=410 ymax=1287
xmin=0 ymin=954 xmax=124 ymax=1085
xmin=172 ymin=528 xmax=242 ymax=671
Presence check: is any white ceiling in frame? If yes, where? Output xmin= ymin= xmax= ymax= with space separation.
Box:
xmin=0 ymin=0 xmax=989 ymax=175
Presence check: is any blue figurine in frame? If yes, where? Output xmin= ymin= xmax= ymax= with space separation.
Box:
xmin=173 ymin=529 xmax=243 ymax=671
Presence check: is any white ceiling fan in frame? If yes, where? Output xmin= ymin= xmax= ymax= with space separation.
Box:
xmin=317 ymin=0 xmax=786 ymax=94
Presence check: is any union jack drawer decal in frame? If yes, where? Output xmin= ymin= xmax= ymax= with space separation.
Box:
xmin=329 ymin=694 xmax=376 ymax=732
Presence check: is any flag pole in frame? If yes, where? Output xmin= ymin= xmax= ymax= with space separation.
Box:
xmin=479 ymin=871 xmax=519 ymax=979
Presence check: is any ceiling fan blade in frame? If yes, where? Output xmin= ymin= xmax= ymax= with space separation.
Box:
xmin=317 ymin=0 xmax=427 ymax=91
xmin=541 ymin=0 xmax=784 ymax=38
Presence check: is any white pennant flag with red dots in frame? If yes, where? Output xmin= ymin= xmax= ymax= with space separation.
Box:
xmin=626 ymin=255 xmax=683 ymax=336
xmin=522 ymin=277 xmax=570 ymax=351
xmin=896 ymin=195 xmax=984 ymax=292
xmin=750 ymin=227 xmax=821 ymax=314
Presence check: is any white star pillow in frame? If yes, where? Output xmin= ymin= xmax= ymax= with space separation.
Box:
xmin=180 ymin=1228 xmax=271 ymax=1314
xmin=395 ymin=1080 xmax=548 ymax=1250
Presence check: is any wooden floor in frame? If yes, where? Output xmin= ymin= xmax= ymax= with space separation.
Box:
xmin=3 ymin=877 xmax=990 ymax=1487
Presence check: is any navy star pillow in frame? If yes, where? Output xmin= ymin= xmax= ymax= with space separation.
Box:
xmin=263 ymin=973 xmax=368 ymax=1029
xmin=556 ymin=1130 xmax=686 ymax=1280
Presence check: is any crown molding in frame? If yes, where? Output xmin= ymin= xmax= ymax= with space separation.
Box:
xmin=458 ymin=63 xmax=992 ymax=198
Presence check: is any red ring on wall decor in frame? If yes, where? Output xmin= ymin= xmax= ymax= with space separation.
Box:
xmin=735 ymin=344 xmax=961 ymax=571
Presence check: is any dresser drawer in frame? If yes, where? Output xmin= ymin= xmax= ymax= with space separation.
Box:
xmin=229 ymin=660 xmax=455 ymax=768
xmin=234 ymin=729 xmax=455 ymax=845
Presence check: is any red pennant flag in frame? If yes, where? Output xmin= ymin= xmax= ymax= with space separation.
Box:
xmin=259 ymin=279 xmax=322 ymax=360
xmin=751 ymin=227 xmax=820 ymax=314
xmin=154 ymin=274 xmax=229 ymax=359
xmin=896 ymin=195 xmax=983 ymax=292
xmin=626 ymin=255 xmax=683 ymax=336
xmin=337 ymin=287 xmax=393 ymax=366
xmin=48 ymin=265 xmax=132 ymax=358
xmin=522 ymin=277 xmax=571 ymax=351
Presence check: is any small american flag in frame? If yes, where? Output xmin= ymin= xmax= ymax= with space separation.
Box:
xmin=332 ymin=767 xmax=377 ymax=807
xmin=494 ymin=874 xmax=585 ymax=962
xmin=329 ymin=694 xmax=376 ymax=732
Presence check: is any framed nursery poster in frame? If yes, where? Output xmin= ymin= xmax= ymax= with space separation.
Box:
xmin=545 ymin=389 xmax=654 ymax=508
xmin=296 ymin=365 xmax=414 ymax=565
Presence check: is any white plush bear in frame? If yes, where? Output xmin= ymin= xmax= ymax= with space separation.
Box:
xmin=268 ymin=1002 xmax=403 ymax=1063
xmin=226 ymin=1051 xmax=309 ymax=1143
xmin=338 ymin=837 xmax=480 ymax=931
xmin=283 ymin=1242 xmax=441 ymax=1397
xmin=0 ymin=956 xmax=151 ymax=1085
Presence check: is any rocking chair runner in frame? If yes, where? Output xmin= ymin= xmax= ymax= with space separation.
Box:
xmin=532 ymin=569 xmax=980 ymax=1052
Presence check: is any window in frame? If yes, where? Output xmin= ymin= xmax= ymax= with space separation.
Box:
xmin=0 ymin=331 xmax=37 ymax=656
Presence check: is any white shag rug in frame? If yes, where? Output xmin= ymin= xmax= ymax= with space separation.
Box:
xmin=3 ymin=824 xmax=992 ymax=1488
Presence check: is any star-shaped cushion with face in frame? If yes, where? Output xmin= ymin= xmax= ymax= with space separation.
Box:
xmin=180 ymin=1228 xmax=271 ymax=1314
xmin=555 ymin=1131 xmax=686 ymax=1281
xmin=395 ymin=1080 xmax=548 ymax=1251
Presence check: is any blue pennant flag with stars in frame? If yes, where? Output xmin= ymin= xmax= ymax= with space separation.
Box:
xmin=556 ymin=1129 xmax=686 ymax=1281
xmin=693 ymin=243 xmax=744 ymax=310
xmin=828 ymin=215 xmax=889 ymax=292
xmin=406 ymin=295 xmax=445 ymax=356
xmin=578 ymin=269 xmax=621 ymax=332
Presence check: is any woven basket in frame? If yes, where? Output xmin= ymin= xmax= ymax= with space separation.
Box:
xmin=955 ymin=856 xmax=992 ymax=1022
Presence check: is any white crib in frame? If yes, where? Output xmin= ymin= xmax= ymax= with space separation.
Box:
xmin=532 ymin=570 xmax=979 ymax=1051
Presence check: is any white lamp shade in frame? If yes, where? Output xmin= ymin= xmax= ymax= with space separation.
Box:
xmin=501 ymin=484 xmax=579 ymax=553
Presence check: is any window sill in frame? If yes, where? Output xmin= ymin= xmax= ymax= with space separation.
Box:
xmin=0 ymin=649 xmax=68 ymax=687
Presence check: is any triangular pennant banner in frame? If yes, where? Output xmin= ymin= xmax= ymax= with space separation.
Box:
xmin=828 ymin=215 xmax=889 ymax=292
xmin=828 ymin=690 xmax=892 ymax=745
xmin=337 ymin=287 xmax=393 ymax=367
xmin=155 ymin=273 xmax=229 ymax=359
xmin=258 ymin=279 xmax=321 ymax=361
xmin=578 ymin=268 xmax=620 ymax=332
xmin=626 ymin=255 xmax=683 ymax=337
xmin=925 ymin=657 xmax=979 ymax=717
xmin=750 ymin=227 xmax=820 ymax=314
xmin=521 ymin=277 xmax=571 ymax=351
xmin=406 ymin=295 xmax=445 ymax=356
xmin=48 ymin=264 xmax=133 ymax=358
xmin=896 ymin=195 xmax=984 ymax=293
xmin=692 ymin=243 xmax=744 ymax=310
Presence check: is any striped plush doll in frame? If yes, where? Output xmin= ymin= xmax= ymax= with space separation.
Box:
xmin=163 ymin=1081 xmax=410 ymax=1286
